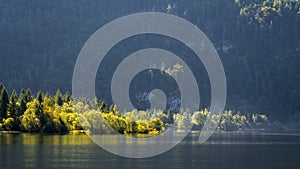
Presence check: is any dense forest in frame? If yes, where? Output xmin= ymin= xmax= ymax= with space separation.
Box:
xmin=0 ymin=83 xmax=273 ymax=134
xmin=0 ymin=0 xmax=299 ymax=127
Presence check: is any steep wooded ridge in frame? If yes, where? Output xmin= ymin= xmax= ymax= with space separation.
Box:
xmin=0 ymin=0 xmax=299 ymax=125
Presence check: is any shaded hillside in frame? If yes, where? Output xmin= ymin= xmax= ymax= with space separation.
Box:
xmin=0 ymin=0 xmax=299 ymax=123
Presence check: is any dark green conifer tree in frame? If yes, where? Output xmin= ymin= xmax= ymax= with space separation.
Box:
xmin=8 ymin=90 xmax=19 ymax=118
xmin=18 ymin=88 xmax=27 ymax=115
xmin=36 ymin=91 xmax=44 ymax=104
xmin=0 ymin=86 xmax=9 ymax=119
xmin=55 ymin=89 xmax=63 ymax=106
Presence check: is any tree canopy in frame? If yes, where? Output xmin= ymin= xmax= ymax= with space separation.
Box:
xmin=0 ymin=83 xmax=275 ymax=134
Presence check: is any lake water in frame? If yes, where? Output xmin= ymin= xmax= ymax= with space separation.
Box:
xmin=1 ymin=131 xmax=300 ymax=169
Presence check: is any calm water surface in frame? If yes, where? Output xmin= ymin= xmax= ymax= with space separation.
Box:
xmin=1 ymin=131 xmax=300 ymax=169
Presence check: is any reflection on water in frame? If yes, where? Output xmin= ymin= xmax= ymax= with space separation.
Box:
xmin=1 ymin=134 xmax=94 ymax=145
xmin=1 ymin=132 xmax=300 ymax=169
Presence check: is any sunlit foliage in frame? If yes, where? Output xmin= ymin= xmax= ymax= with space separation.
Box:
xmin=0 ymin=84 xmax=272 ymax=134
xmin=236 ymin=0 xmax=300 ymax=24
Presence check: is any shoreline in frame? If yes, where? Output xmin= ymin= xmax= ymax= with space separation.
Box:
xmin=1 ymin=128 xmax=300 ymax=135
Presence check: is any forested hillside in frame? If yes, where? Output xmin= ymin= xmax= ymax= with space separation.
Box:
xmin=0 ymin=0 xmax=299 ymax=125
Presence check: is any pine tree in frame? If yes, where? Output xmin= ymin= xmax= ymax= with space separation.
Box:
xmin=62 ymin=91 xmax=71 ymax=103
xmin=36 ymin=91 xmax=44 ymax=104
xmin=92 ymin=97 xmax=99 ymax=109
xmin=0 ymin=87 xmax=9 ymax=119
xmin=8 ymin=90 xmax=19 ymax=118
xmin=0 ymin=83 xmax=4 ymax=92
xmin=99 ymin=100 xmax=108 ymax=113
xmin=18 ymin=88 xmax=27 ymax=115
xmin=25 ymin=88 xmax=33 ymax=103
xmin=109 ymin=104 xmax=118 ymax=115
xmin=55 ymin=89 xmax=63 ymax=106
